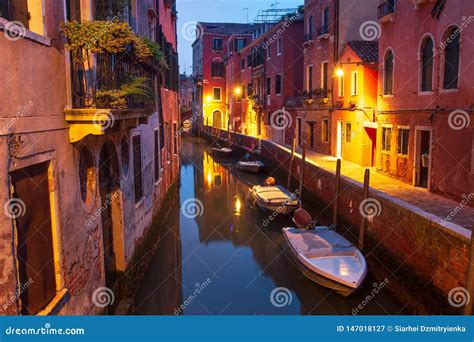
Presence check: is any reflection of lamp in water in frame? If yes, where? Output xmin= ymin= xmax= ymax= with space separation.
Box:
xmin=207 ymin=171 xmax=212 ymax=188
xmin=234 ymin=197 xmax=242 ymax=215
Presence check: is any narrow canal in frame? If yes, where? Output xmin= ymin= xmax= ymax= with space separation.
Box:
xmin=134 ymin=136 xmax=403 ymax=315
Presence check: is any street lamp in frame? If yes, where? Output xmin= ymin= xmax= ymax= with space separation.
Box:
xmin=335 ymin=68 xmax=344 ymax=77
xmin=205 ymin=95 xmax=212 ymax=103
xmin=234 ymin=86 xmax=242 ymax=96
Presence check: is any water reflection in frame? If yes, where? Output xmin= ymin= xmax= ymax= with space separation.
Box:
xmin=134 ymin=136 xmax=403 ymax=315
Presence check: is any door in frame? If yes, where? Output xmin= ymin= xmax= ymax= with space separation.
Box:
xmin=415 ymin=130 xmax=431 ymax=188
xmin=99 ymin=143 xmax=118 ymax=289
xmin=296 ymin=117 xmax=303 ymax=147
xmin=336 ymin=120 xmax=342 ymax=158
xmin=11 ymin=162 xmax=56 ymax=315
xmin=364 ymin=126 xmax=377 ymax=167
xmin=212 ymin=110 xmax=222 ymax=129
xmin=307 ymin=122 xmax=315 ymax=150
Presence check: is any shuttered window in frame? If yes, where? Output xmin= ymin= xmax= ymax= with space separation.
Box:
xmin=154 ymin=130 xmax=161 ymax=182
xmin=0 ymin=0 xmax=29 ymax=29
xmin=443 ymin=28 xmax=460 ymax=90
xmin=382 ymin=127 xmax=392 ymax=152
xmin=384 ymin=50 xmax=394 ymax=95
xmin=211 ymin=61 xmax=224 ymax=77
xmin=133 ymin=135 xmax=143 ymax=203
xmin=420 ymin=37 xmax=434 ymax=92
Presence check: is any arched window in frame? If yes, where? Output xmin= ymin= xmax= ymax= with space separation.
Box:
xmin=211 ymin=58 xmax=224 ymax=78
xmin=443 ymin=26 xmax=460 ymax=89
xmin=420 ymin=36 xmax=434 ymax=92
xmin=383 ymin=50 xmax=394 ymax=95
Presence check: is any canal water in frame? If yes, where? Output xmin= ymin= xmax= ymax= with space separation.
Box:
xmin=134 ymin=136 xmax=403 ymax=315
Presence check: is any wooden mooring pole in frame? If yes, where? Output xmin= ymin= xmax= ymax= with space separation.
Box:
xmin=287 ymin=138 xmax=296 ymax=190
xmin=298 ymin=142 xmax=307 ymax=203
xmin=463 ymin=228 xmax=474 ymax=315
xmin=332 ymin=159 xmax=342 ymax=226
xmin=358 ymin=168 xmax=370 ymax=252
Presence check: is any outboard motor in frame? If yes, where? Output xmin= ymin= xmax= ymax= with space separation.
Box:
xmin=293 ymin=208 xmax=315 ymax=230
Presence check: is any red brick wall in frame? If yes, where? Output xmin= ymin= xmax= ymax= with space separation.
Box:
xmin=209 ymin=128 xmax=471 ymax=313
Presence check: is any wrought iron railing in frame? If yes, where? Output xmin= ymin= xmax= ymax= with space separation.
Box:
xmin=304 ymin=32 xmax=314 ymax=42
xmin=306 ymin=88 xmax=330 ymax=98
xmin=71 ymin=52 xmax=157 ymax=109
xmin=316 ymin=25 xmax=329 ymax=37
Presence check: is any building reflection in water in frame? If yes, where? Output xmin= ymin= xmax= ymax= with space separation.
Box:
xmin=134 ymin=137 xmax=403 ymax=315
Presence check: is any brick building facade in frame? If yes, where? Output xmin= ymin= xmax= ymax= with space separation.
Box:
xmin=0 ymin=0 xmax=179 ymax=315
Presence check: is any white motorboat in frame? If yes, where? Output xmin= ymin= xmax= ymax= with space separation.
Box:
xmin=237 ymin=160 xmax=265 ymax=173
xmin=282 ymin=227 xmax=367 ymax=296
xmin=251 ymin=185 xmax=300 ymax=214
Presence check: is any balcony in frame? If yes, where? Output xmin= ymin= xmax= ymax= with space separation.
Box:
xmin=307 ymin=88 xmax=330 ymax=99
xmin=252 ymin=97 xmax=264 ymax=110
xmin=303 ymin=32 xmax=314 ymax=47
xmin=67 ymin=52 xmax=157 ymax=143
xmin=377 ymin=1 xmax=396 ymax=23
xmin=316 ymin=25 xmax=329 ymax=39
xmin=304 ymin=88 xmax=330 ymax=106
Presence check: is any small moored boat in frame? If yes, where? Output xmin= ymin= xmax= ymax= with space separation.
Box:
xmin=210 ymin=146 xmax=233 ymax=158
xmin=251 ymin=184 xmax=300 ymax=214
xmin=237 ymin=160 xmax=265 ymax=173
xmin=282 ymin=226 xmax=367 ymax=296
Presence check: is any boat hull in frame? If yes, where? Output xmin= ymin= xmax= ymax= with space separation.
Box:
xmin=237 ymin=161 xmax=264 ymax=173
xmin=251 ymin=185 xmax=300 ymax=215
xmin=255 ymin=199 xmax=299 ymax=215
xmin=283 ymin=239 xmax=356 ymax=297
xmin=210 ymin=148 xmax=233 ymax=159
xmin=282 ymin=228 xmax=367 ymax=296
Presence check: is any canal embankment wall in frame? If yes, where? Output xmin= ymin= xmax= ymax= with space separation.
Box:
xmin=203 ymin=129 xmax=471 ymax=314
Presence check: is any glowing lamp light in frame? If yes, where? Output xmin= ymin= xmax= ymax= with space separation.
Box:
xmin=206 ymin=95 xmax=212 ymax=103
xmin=335 ymin=68 xmax=344 ymax=77
xmin=234 ymin=197 xmax=242 ymax=215
xmin=234 ymin=86 xmax=242 ymax=95
xmin=207 ymin=171 xmax=212 ymax=188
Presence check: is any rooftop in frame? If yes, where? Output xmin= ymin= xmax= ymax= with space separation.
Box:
xmin=198 ymin=22 xmax=262 ymax=35
xmin=347 ymin=41 xmax=379 ymax=63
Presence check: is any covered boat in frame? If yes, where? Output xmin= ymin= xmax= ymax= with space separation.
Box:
xmin=237 ymin=160 xmax=265 ymax=173
xmin=282 ymin=227 xmax=367 ymax=296
xmin=251 ymin=185 xmax=300 ymax=214
xmin=210 ymin=146 xmax=233 ymax=158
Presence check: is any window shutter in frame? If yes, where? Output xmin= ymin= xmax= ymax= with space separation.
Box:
xmin=9 ymin=0 xmax=29 ymax=28
xmin=0 ymin=0 xmax=10 ymax=19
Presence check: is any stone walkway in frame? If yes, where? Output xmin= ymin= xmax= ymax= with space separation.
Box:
xmin=280 ymin=143 xmax=474 ymax=233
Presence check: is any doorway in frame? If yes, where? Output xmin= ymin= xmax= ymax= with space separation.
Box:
xmin=10 ymin=162 xmax=57 ymax=315
xmin=296 ymin=117 xmax=303 ymax=147
xmin=336 ymin=120 xmax=342 ymax=158
xmin=414 ymin=128 xmax=432 ymax=189
xmin=212 ymin=110 xmax=222 ymax=129
xmin=99 ymin=141 xmax=120 ymax=289
xmin=364 ymin=126 xmax=377 ymax=167
xmin=307 ymin=122 xmax=315 ymax=150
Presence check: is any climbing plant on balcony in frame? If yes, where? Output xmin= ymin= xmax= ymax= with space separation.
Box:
xmin=62 ymin=20 xmax=166 ymax=108
xmin=96 ymin=77 xmax=151 ymax=109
